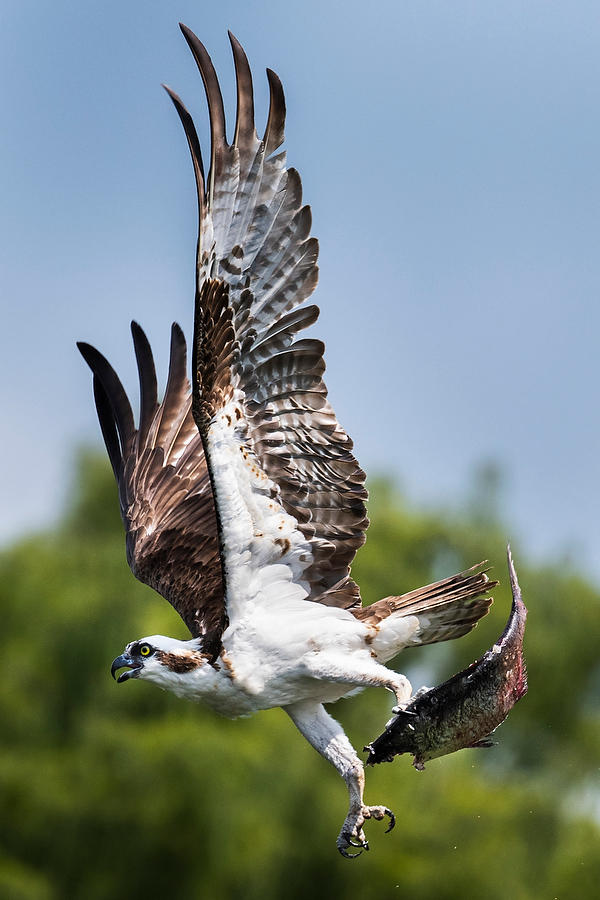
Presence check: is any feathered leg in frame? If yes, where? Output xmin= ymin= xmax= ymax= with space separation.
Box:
xmin=303 ymin=654 xmax=413 ymax=709
xmin=285 ymin=700 xmax=395 ymax=858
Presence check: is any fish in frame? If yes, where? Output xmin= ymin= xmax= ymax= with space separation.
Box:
xmin=365 ymin=547 xmax=527 ymax=770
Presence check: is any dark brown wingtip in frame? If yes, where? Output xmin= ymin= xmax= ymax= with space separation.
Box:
xmin=76 ymin=340 xmax=94 ymax=361
xmin=165 ymin=322 xmax=189 ymax=392
xmin=170 ymin=320 xmax=187 ymax=345
xmin=162 ymin=83 xmax=206 ymax=214
xmin=179 ymin=23 xmax=227 ymax=160
xmin=92 ymin=374 xmax=122 ymax=481
xmin=264 ymin=67 xmax=286 ymax=155
xmin=77 ymin=341 xmax=135 ymax=449
xmin=178 ymin=22 xmax=196 ymax=42
xmin=129 ymin=320 xmax=146 ymax=342
xmin=228 ymin=31 xmax=257 ymax=149
xmin=78 ymin=341 xmax=135 ymax=482
xmin=77 ymin=341 xmax=114 ymax=384
xmin=130 ymin=322 xmax=158 ymax=448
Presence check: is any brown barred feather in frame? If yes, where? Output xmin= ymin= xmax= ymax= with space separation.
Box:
xmin=169 ymin=28 xmax=368 ymax=610
xmin=192 ymin=279 xmax=236 ymax=431
xmin=79 ymin=30 xmax=494 ymax=661
xmin=353 ymin=563 xmax=496 ymax=644
xmin=78 ymin=326 xmax=224 ymax=651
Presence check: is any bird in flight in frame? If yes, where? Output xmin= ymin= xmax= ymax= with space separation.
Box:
xmin=78 ymin=24 xmax=495 ymax=857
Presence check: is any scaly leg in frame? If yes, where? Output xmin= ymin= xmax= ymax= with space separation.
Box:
xmin=285 ymin=700 xmax=395 ymax=858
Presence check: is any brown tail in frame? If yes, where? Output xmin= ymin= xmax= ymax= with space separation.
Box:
xmin=352 ymin=562 xmax=496 ymax=646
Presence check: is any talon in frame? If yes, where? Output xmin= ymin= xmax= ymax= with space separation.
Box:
xmin=338 ymin=803 xmax=393 ymax=857
xmin=337 ymin=832 xmax=364 ymax=859
xmin=347 ymin=837 xmax=364 ymax=848
xmin=384 ymin=809 xmax=396 ymax=833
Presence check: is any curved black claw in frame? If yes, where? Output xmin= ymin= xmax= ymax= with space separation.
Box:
xmin=348 ymin=836 xmax=369 ymax=850
xmin=337 ymin=832 xmax=368 ymax=859
xmin=337 ymin=804 xmax=394 ymax=858
xmin=384 ymin=808 xmax=396 ymax=833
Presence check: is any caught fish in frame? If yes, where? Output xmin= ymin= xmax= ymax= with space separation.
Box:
xmin=365 ymin=547 xmax=527 ymax=770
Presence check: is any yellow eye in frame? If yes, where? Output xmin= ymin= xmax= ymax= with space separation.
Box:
xmin=139 ymin=644 xmax=152 ymax=657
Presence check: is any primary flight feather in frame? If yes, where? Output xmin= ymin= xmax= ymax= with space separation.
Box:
xmin=78 ymin=25 xmax=495 ymax=857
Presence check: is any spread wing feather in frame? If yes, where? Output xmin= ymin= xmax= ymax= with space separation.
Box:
xmin=78 ymin=325 xmax=224 ymax=651
xmin=79 ymin=27 xmax=494 ymax=656
xmin=167 ymin=27 xmax=368 ymax=621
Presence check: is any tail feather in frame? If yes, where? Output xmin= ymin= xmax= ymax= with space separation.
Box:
xmin=353 ymin=562 xmax=495 ymax=647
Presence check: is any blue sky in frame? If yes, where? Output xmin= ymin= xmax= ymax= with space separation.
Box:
xmin=1 ymin=1 xmax=599 ymax=581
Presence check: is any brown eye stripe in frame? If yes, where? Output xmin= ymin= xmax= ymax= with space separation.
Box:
xmin=154 ymin=650 xmax=203 ymax=674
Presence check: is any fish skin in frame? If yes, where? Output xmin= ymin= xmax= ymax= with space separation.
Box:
xmin=365 ymin=547 xmax=527 ymax=770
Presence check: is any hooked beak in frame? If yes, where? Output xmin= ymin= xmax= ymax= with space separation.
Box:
xmin=111 ymin=653 xmax=141 ymax=683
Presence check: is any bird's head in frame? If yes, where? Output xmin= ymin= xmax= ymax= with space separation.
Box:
xmin=110 ymin=635 xmax=208 ymax=690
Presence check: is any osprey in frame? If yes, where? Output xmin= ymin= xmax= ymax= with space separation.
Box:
xmin=79 ymin=25 xmax=495 ymax=857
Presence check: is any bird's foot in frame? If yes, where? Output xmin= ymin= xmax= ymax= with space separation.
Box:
xmin=336 ymin=804 xmax=395 ymax=858
xmin=392 ymin=684 xmax=431 ymax=714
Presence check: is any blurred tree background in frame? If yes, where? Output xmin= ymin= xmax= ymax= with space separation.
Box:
xmin=0 ymin=451 xmax=598 ymax=899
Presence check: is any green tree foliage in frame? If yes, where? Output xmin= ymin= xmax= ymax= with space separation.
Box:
xmin=0 ymin=455 xmax=598 ymax=899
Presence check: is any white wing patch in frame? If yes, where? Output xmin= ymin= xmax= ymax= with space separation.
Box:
xmin=206 ymin=397 xmax=314 ymax=625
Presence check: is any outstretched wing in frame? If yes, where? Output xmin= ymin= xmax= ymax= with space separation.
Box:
xmin=165 ymin=26 xmax=368 ymax=625
xmin=78 ymin=324 xmax=225 ymax=654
